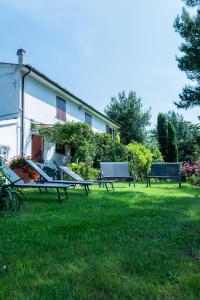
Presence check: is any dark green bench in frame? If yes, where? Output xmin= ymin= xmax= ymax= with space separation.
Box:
xmin=147 ymin=163 xmax=182 ymax=188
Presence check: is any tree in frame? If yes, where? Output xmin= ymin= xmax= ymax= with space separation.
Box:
xmin=166 ymin=111 xmax=200 ymax=162
xmin=127 ymin=143 xmax=153 ymax=179
xmin=105 ymin=91 xmax=151 ymax=145
xmin=167 ymin=121 xmax=178 ymax=162
xmin=157 ymin=113 xmax=168 ymax=161
xmin=94 ymin=133 xmax=128 ymax=168
xmin=174 ymin=0 xmax=200 ymax=115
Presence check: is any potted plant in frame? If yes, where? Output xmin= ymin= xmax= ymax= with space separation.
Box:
xmin=9 ymin=156 xmax=40 ymax=182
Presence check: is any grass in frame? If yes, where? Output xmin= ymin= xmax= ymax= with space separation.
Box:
xmin=0 ymin=183 xmax=200 ymax=299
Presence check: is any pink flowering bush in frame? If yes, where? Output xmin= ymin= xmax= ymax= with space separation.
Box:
xmin=180 ymin=160 xmax=200 ymax=185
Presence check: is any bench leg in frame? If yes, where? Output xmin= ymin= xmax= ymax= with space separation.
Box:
xmin=149 ymin=178 xmax=151 ymax=187
xmin=179 ymin=178 xmax=181 ymax=188
xmin=133 ymin=178 xmax=136 ymax=188
xmin=105 ymin=182 xmax=109 ymax=192
xmin=84 ymin=185 xmax=89 ymax=196
xmin=64 ymin=188 xmax=68 ymax=200
xmin=87 ymin=185 xmax=90 ymax=194
xmin=57 ymin=188 xmax=61 ymax=202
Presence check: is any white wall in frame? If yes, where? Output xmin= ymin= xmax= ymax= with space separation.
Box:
xmin=0 ymin=64 xmax=20 ymax=121
xmin=0 ymin=65 xmax=118 ymax=164
xmin=24 ymin=76 xmax=116 ymax=132
xmin=23 ymin=75 xmax=117 ymax=165
xmin=0 ymin=120 xmax=19 ymax=159
xmin=0 ymin=64 xmax=21 ymax=160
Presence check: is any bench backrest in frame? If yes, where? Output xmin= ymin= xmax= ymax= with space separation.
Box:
xmin=26 ymin=159 xmax=53 ymax=181
xmin=0 ymin=162 xmax=23 ymax=184
xmin=100 ymin=162 xmax=129 ymax=178
xmin=149 ymin=163 xmax=181 ymax=177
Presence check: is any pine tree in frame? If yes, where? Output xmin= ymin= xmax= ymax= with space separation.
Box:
xmin=157 ymin=113 xmax=168 ymax=161
xmin=174 ymin=0 xmax=200 ymax=115
xmin=105 ymin=91 xmax=151 ymax=144
xmin=167 ymin=122 xmax=178 ymax=162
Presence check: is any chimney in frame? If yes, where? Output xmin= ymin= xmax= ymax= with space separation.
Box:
xmin=17 ymin=49 xmax=27 ymax=64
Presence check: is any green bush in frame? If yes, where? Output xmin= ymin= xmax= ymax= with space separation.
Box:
xmin=0 ymin=162 xmax=22 ymax=210
xmin=145 ymin=140 xmax=163 ymax=162
xmin=39 ymin=121 xmax=95 ymax=164
xmin=94 ymin=133 xmax=128 ymax=168
xmin=127 ymin=143 xmax=153 ymax=180
xmin=67 ymin=162 xmax=100 ymax=180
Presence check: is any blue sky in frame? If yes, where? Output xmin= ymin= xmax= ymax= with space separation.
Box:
xmin=0 ymin=0 xmax=199 ymax=127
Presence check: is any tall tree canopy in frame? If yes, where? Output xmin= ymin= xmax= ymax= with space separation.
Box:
xmin=167 ymin=121 xmax=178 ymax=162
xmin=157 ymin=113 xmax=168 ymax=161
xmin=174 ymin=0 xmax=200 ymax=113
xmin=166 ymin=111 xmax=200 ymax=162
xmin=105 ymin=91 xmax=151 ymax=145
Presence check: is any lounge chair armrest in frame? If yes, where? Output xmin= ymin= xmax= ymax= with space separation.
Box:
xmin=12 ymin=178 xmax=23 ymax=184
xmin=5 ymin=178 xmax=22 ymax=188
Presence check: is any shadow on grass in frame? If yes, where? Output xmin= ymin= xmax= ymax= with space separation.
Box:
xmin=0 ymin=185 xmax=199 ymax=299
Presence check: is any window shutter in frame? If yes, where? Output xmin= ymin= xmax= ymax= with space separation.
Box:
xmin=85 ymin=112 xmax=92 ymax=126
xmin=32 ymin=135 xmax=44 ymax=162
xmin=56 ymin=97 xmax=66 ymax=121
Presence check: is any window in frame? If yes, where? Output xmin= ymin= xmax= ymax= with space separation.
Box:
xmin=85 ymin=112 xmax=92 ymax=126
xmin=56 ymin=144 xmax=65 ymax=155
xmin=56 ymin=97 xmax=66 ymax=121
xmin=106 ymin=125 xmax=115 ymax=139
xmin=106 ymin=125 xmax=112 ymax=135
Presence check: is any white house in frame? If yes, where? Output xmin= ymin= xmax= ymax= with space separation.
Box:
xmin=0 ymin=49 xmax=119 ymax=166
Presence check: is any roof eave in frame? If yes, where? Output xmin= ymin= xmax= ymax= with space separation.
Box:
xmin=19 ymin=64 xmax=120 ymax=128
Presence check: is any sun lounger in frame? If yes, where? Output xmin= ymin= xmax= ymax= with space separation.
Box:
xmin=58 ymin=165 xmax=115 ymax=191
xmin=26 ymin=159 xmax=93 ymax=195
xmin=1 ymin=162 xmax=73 ymax=201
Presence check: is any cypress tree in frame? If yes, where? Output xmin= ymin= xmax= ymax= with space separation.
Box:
xmin=157 ymin=113 xmax=168 ymax=161
xmin=167 ymin=121 xmax=178 ymax=162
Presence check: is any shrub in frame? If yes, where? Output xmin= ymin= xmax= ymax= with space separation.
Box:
xmin=67 ymin=162 xmax=100 ymax=180
xmin=39 ymin=122 xmax=95 ymax=164
xmin=127 ymin=143 xmax=153 ymax=179
xmin=0 ymin=161 xmax=22 ymax=210
xmin=180 ymin=160 xmax=200 ymax=185
xmin=94 ymin=133 xmax=128 ymax=168
xmin=145 ymin=140 xmax=163 ymax=162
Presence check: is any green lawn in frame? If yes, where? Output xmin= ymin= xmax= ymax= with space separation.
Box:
xmin=0 ymin=183 xmax=200 ymax=299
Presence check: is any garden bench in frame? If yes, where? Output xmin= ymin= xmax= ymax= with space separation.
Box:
xmin=100 ymin=162 xmax=136 ymax=186
xmin=147 ymin=162 xmax=182 ymax=188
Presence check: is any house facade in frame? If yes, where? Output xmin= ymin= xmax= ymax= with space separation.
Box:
xmin=0 ymin=50 xmax=119 ymax=166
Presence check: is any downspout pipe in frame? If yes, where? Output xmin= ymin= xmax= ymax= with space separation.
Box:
xmin=20 ymin=69 xmax=31 ymax=156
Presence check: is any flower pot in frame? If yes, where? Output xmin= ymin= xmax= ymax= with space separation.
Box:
xmin=12 ymin=168 xmax=32 ymax=183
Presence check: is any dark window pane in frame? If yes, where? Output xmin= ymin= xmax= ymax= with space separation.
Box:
xmin=56 ymin=144 xmax=65 ymax=155
xmin=56 ymin=97 xmax=66 ymax=121
xmin=106 ymin=125 xmax=110 ymax=134
xmin=85 ymin=112 xmax=92 ymax=126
